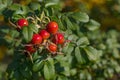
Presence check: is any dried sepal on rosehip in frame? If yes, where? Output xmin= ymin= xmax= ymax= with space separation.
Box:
xmin=25 ymin=45 xmax=36 ymax=53
xmin=48 ymin=43 xmax=57 ymax=53
xmin=52 ymin=33 xmax=65 ymax=44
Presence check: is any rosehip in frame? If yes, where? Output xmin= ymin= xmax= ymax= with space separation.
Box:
xmin=31 ymin=34 xmax=42 ymax=44
xmin=25 ymin=45 xmax=36 ymax=53
xmin=39 ymin=30 xmax=50 ymax=39
xmin=52 ymin=33 xmax=64 ymax=44
xmin=48 ymin=44 xmax=57 ymax=52
xmin=46 ymin=21 xmax=58 ymax=34
xmin=17 ymin=18 xmax=28 ymax=28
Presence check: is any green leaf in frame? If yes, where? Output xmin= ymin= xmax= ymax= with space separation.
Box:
xmin=15 ymin=39 xmax=22 ymax=47
xmin=28 ymin=26 xmax=33 ymax=42
xmin=14 ymin=5 xmax=29 ymax=15
xmin=61 ymin=16 xmax=68 ymax=30
xmin=71 ymin=12 xmax=89 ymax=23
xmin=70 ymin=69 xmax=77 ymax=76
xmin=57 ymin=76 xmax=62 ymax=80
xmin=54 ymin=55 xmax=64 ymax=61
xmin=33 ymin=60 xmax=44 ymax=72
xmin=115 ymin=65 xmax=120 ymax=73
xmin=68 ymin=34 xmax=78 ymax=41
xmin=57 ymin=58 xmax=70 ymax=76
xmin=0 ymin=0 xmax=12 ymax=15
xmin=32 ymin=51 xmax=39 ymax=60
xmin=47 ymin=58 xmax=55 ymax=79
xmin=75 ymin=47 xmax=86 ymax=64
xmin=29 ymin=2 xmax=41 ymax=10
xmin=0 ymin=28 xmax=9 ymax=34
xmin=61 ymin=66 xmax=70 ymax=76
xmin=9 ymin=30 xmax=19 ymax=38
xmin=0 ymin=0 xmax=13 ymax=5
xmin=6 ymin=0 xmax=13 ymax=6
xmin=57 ymin=76 xmax=68 ymax=80
xmin=64 ymin=17 xmax=75 ymax=30
xmin=67 ymin=44 xmax=74 ymax=54
xmin=77 ymin=37 xmax=89 ymax=47
xmin=29 ymin=24 xmax=38 ymax=33
xmin=9 ymin=4 xmax=21 ymax=10
xmin=0 ymin=0 xmax=12 ymax=9
xmin=84 ymin=46 xmax=99 ymax=61
xmin=9 ymin=71 xmax=14 ymax=79
xmin=44 ymin=63 xmax=50 ymax=80
xmin=45 ymin=2 xmax=58 ymax=7
xmin=72 ymin=22 xmax=79 ymax=31
xmin=85 ymin=19 xmax=100 ymax=31
xmin=79 ymin=71 xmax=92 ymax=80
xmin=62 ymin=43 xmax=69 ymax=54
xmin=46 ymin=7 xmax=54 ymax=16
xmin=57 ymin=19 xmax=66 ymax=31
xmin=113 ymin=48 xmax=120 ymax=58
xmin=0 ymin=0 xmax=7 ymax=10
xmin=14 ymin=70 xmax=22 ymax=79
xmin=22 ymin=26 xmax=33 ymax=43
xmin=12 ymin=14 xmax=24 ymax=22
xmin=63 ymin=43 xmax=74 ymax=54
xmin=20 ymin=67 xmax=32 ymax=79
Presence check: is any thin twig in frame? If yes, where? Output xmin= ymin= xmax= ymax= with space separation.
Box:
xmin=8 ymin=18 xmax=17 ymax=28
xmin=27 ymin=52 xmax=33 ymax=63
xmin=44 ymin=16 xmax=51 ymax=22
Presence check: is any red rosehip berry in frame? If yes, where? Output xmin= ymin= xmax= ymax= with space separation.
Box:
xmin=25 ymin=45 xmax=36 ymax=53
xmin=39 ymin=30 xmax=50 ymax=39
xmin=31 ymin=34 xmax=42 ymax=44
xmin=48 ymin=43 xmax=57 ymax=52
xmin=17 ymin=18 xmax=28 ymax=28
xmin=46 ymin=21 xmax=58 ymax=34
xmin=52 ymin=33 xmax=65 ymax=44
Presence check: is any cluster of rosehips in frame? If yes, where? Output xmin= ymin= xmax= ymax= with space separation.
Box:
xmin=16 ymin=18 xmax=65 ymax=55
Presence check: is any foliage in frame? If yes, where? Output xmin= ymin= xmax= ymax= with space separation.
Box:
xmin=0 ymin=0 xmax=120 ymax=80
xmin=63 ymin=0 xmax=120 ymax=30
xmin=86 ymin=29 xmax=120 ymax=79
